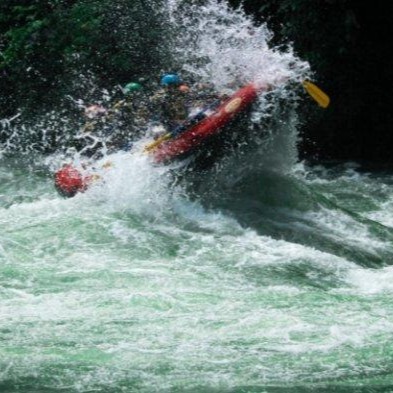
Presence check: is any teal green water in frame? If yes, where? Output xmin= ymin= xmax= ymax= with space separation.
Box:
xmin=2 ymin=156 xmax=393 ymax=392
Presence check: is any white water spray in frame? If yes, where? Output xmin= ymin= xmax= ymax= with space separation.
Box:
xmin=165 ymin=0 xmax=309 ymax=91
xmin=84 ymin=0 xmax=310 ymax=203
xmin=2 ymin=0 xmax=312 ymax=207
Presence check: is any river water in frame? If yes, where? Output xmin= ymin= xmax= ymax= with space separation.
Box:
xmin=2 ymin=1 xmax=393 ymax=392
xmin=2 ymin=155 xmax=393 ymax=392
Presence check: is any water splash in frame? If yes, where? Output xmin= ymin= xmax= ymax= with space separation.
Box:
xmin=165 ymin=0 xmax=309 ymax=91
xmin=1 ymin=0 xmax=312 ymax=233
xmin=81 ymin=0 xmax=309 ymax=201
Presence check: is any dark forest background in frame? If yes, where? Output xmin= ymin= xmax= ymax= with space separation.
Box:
xmin=1 ymin=0 xmax=392 ymax=163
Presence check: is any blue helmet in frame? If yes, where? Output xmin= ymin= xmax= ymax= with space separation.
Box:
xmin=160 ymin=73 xmax=181 ymax=86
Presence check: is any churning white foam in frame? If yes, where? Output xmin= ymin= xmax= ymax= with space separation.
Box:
xmin=166 ymin=0 xmax=310 ymax=91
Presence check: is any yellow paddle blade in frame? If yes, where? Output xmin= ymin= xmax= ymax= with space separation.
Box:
xmin=144 ymin=133 xmax=171 ymax=152
xmin=303 ymin=81 xmax=330 ymax=108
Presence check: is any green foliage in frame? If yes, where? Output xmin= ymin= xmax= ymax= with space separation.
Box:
xmin=0 ymin=0 xmax=167 ymax=115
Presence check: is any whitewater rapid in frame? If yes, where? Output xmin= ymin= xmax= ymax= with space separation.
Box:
xmin=2 ymin=157 xmax=393 ymax=391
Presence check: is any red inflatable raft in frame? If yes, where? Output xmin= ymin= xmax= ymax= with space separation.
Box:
xmin=152 ymin=83 xmax=266 ymax=163
xmin=54 ymin=82 xmax=269 ymax=197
